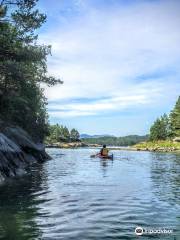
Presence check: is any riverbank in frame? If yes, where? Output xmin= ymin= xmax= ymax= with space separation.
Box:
xmin=133 ymin=140 xmax=180 ymax=153
xmin=46 ymin=142 xmax=101 ymax=148
xmin=46 ymin=140 xmax=180 ymax=153
xmin=0 ymin=126 xmax=50 ymax=183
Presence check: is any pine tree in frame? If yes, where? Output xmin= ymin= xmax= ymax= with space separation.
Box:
xmin=62 ymin=127 xmax=70 ymax=142
xmin=70 ymin=128 xmax=80 ymax=141
xmin=170 ymin=96 xmax=180 ymax=137
xmin=149 ymin=114 xmax=169 ymax=141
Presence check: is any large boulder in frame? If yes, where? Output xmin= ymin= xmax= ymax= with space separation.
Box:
xmin=0 ymin=126 xmax=50 ymax=183
xmin=3 ymin=126 xmax=50 ymax=162
xmin=0 ymin=133 xmax=26 ymax=179
xmin=3 ymin=127 xmax=39 ymax=150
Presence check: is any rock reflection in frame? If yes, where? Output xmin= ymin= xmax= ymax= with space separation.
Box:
xmin=0 ymin=163 xmax=49 ymax=240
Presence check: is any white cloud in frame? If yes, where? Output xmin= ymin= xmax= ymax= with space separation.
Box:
xmin=41 ymin=0 xmax=180 ymax=117
xmin=48 ymin=81 xmax=165 ymax=117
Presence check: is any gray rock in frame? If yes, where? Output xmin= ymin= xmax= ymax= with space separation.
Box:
xmin=3 ymin=127 xmax=41 ymax=151
xmin=0 ymin=126 xmax=50 ymax=183
xmin=0 ymin=133 xmax=21 ymax=153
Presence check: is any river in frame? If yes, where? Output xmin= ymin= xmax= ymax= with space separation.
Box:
xmin=0 ymin=148 xmax=179 ymax=239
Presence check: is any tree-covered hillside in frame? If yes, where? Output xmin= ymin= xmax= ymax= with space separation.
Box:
xmin=82 ymin=135 xmax=149 ymax=146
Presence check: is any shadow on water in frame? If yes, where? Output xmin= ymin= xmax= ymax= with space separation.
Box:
xmin=0 ymin=163 xmax=49 ymax=240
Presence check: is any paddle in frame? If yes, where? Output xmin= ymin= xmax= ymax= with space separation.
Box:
xmin=90 ymin=153 xmax=100 ymax=158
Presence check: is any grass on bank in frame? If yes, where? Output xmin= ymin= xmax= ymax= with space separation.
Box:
xmin=134 ymin=140 xmax=180 ymax=150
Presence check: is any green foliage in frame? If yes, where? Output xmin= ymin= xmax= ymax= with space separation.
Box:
xmin=169 ymin=96 xmax=180 ymax=137
xmin=82 ymin=135 xmax=149 ymax=146
xmin=70 ymin=128 xmax=80 ymax=141
xmin=62 ymin=126 xmax=70 ymax=142
xmin=46 ymin=125 xmax=80 ymax=143
xmin=0 ymin=0 xmax=62 ymax=141
xmin=149 ymin=114 xmax=170 ymax=141
xmin=134 ymin=140 xmax=180 ymax=150
xmin=149 ymin=96 xmax=180 ymax=141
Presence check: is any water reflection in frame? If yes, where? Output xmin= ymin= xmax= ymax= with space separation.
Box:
xmin=150 ymin=152 xmax=180 ymax=238
xmin=100 ymin=159 xmax=113 ymax=177
xmin=150 ymin=153 xmax=180 ymax=205
xmin=0 ymin=163 xmax=49 ymax=240
xmin=0 ymin=149 xmax=179 ymax=240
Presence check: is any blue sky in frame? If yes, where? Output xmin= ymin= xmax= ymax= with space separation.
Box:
xmin=38 ymin=0 xmax=180 ymax=136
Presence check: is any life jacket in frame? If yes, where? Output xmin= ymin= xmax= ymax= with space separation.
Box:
xmin=101 ymin=148 xmax=109 ymax=156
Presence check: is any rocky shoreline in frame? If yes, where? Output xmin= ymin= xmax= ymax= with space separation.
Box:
xmin=101 ymin=147 xmax=180 ymax=152
xmin=0 ymin=126 xmax=50 ymax=183
xmin=46 ymin=142 xmax=100 ymax=148
xmin=133 ymin=140 xmax=180 ymax=153
xmin=135 ymin=146 xmax=180 ymax=153
xmin=45 ymin=141 xmax=180 ymax=153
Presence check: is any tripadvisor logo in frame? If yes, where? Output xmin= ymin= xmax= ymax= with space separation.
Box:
xmin=135 ymin=226 xmax=174 ymax=236
xmin=135 ymin=227 xmax=144 ymax=236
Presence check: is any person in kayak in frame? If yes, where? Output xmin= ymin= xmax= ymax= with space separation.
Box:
xmin=100 ymin=144 xmax=109 ymax=156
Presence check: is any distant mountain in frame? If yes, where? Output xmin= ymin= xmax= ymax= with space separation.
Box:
xmin=80 ymin=134 xmax=91 ymax=139
xmin=80 ymin=134 xmax=114 ymax=139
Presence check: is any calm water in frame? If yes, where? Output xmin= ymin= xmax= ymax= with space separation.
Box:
xmin=0 ymin=148 xmax=179 ymax=240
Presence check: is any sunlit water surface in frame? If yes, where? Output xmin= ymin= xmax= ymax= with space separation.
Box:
xmin=0 ymin=148 xmax=179 ymax=240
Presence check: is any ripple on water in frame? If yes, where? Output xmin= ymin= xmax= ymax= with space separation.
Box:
xmin=0 ymin=149 xmax=179 ymax=240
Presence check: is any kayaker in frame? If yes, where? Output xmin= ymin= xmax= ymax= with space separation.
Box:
xmin=100 ymin=144 xmax=109 ymax=156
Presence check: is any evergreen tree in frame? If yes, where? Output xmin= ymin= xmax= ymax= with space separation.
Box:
xmin=62 ymin=126 xmax=70 ymax=142
xmin=70 ymin=128 xmax=80 ymax=141
xmin=149 ymin=114 xmax=169 ymax=141
xmin=161 ymin=114 xmax=171 ymax=139
xmin=47 ymin=125 xmax=80 ymax=143
xmin=170 ymin=96 xmax=180 ymax=137
xmin=49 ymin=124 xmax=62 ymax=142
